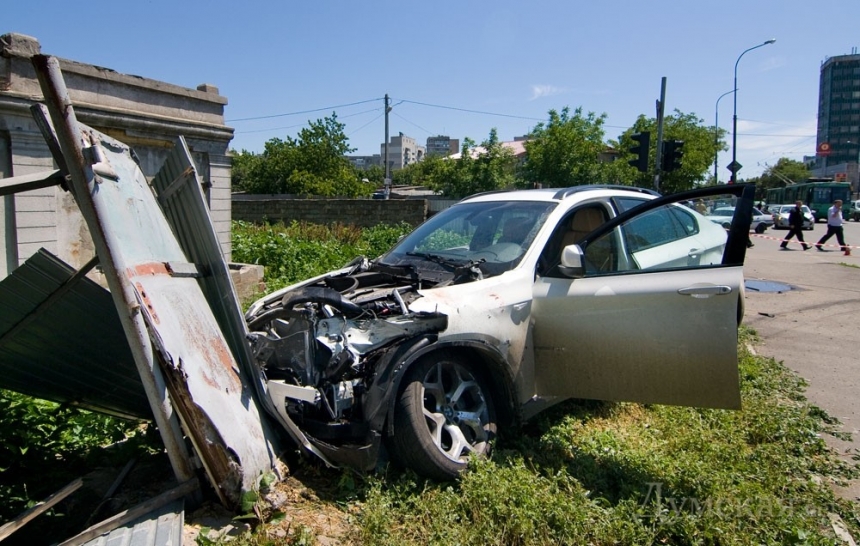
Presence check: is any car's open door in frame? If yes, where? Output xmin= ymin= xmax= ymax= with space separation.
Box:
xmin=531 ymin=184 xmax=755 ymax=409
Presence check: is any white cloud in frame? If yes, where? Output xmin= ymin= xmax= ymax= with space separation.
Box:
xmin=758 ymin=56 xmax=787 ymax=72
xmin=529 ymin=84 xmax=567 ymax=101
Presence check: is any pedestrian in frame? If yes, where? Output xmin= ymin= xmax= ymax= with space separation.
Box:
xmin=815 ymin=199 xmax=851 ymax=255
xmin=780 ymin=200 xmax=811 ymax=250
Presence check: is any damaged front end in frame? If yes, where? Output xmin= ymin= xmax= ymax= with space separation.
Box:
xmin=245 ymin=259 xmax=447 ymax=471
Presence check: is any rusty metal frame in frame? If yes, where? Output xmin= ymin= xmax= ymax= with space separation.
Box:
xmin=31 ymin=55 xmax=276 ymax=507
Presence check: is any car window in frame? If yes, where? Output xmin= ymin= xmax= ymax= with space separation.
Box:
xmin=613 ymin=197 xmax=650 ymax=213
xmin=622 ymin=206 xmax=687 ymax=252
xmin=583 ymin=201 xmax=728 ymax=275
xmin=669 ymin=206 xmax=699 ymax=236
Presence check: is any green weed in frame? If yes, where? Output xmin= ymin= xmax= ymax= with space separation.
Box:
xmin=231 ymin=220 xmax=413 ymax=292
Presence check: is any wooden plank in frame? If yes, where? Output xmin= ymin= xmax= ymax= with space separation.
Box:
xmin=0 ymin=478 xmax=83 ymax=541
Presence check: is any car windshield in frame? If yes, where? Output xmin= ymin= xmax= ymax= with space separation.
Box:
xmin=377 ymin=200 xmax=557 ymax=280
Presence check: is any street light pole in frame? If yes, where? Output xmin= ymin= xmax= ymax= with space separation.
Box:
xmin=714 ymin=89 xmax=734 ymax=184
xmin=731 ymin=39 xmax=776 ymax=183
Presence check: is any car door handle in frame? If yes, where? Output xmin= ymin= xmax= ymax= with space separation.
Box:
xmin=688 ymin=248 xmax=703 ymax=257
xmin=678 ymin=285 xmax=732 ymax=297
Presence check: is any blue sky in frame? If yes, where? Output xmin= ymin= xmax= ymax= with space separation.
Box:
xmin=8 ymin=1 xmax=860 ymax=180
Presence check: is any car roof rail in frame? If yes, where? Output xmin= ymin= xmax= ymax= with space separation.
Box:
xmin=552 ymin=184 xmax=660 ymax=200
xmin=464 ymin=188 xmax=516 ymax=200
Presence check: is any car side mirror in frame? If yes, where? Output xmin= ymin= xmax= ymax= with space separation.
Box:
xmin=559 ymin=244 xmax=585 ymax=278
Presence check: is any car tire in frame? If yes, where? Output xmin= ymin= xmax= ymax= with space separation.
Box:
xmin=390 ymin=352 xmax=496 ymax=480
xmin=755 ymin=224 xmax=766 ymax=234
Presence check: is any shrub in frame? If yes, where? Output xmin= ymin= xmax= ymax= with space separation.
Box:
xmin=232 ymin=220 xmax=413 ymax=292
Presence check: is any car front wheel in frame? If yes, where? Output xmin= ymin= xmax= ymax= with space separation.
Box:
xmin=755 ymin=223 xmax=766 ymax=234
xmin=391 ymin=353 xmax=496 ymax=480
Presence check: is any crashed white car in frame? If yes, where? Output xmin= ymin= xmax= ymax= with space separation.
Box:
xmin=245 ymin=184 xmax=755 ymax=480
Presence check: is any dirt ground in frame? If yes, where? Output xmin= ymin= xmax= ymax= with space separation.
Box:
xmin=183 ymin=467 xmax=357 ymax=545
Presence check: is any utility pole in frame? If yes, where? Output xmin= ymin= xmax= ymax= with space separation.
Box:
xmin=653 ymin=77 xmax=667 ymax=192
xmin=383 ymin=94 xmax=391 ymax=199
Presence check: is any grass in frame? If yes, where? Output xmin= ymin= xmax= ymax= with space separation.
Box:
xmin=200 ymin=328 xmax=860 ymax=545
xmin=343 ymin=328 xmax=860 ymax=545
xmin=0 ymin=391 xmax=159 ymax=544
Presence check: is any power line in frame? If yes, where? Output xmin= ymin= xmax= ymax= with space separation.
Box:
xmin=236 ymin=106 xmax=383 ymax=135
xmin=347 ymin=112 xmax=386 ymax=139
xmin=227 ymin=98 xmax=382 ymax=122
xmin=391 ymin=110 xmax=432 ymax=136
xmin=397 ymin=99 xmax=545 ymax=122
xmin=737 ymin=133 xmax=816 ymax=138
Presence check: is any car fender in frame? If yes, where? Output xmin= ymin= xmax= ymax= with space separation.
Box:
xmin=374 ymin=335 xmax=520 ymax=437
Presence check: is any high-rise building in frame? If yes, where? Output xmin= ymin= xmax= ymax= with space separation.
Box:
xmin=426 ymin=135 xmax=459 ymax=156
xmin=381 ymin=133 xmax=425 ymax=170
xmin=816 ymin=52 xmax=860 ymax=168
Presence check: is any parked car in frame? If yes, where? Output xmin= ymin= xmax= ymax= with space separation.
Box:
xmin=245 ymin=184 xmax=754 ymax=480
xmin=770 ymin=204 xmax=815 ymax=230
xmin=850 ymin=199 xmax=860 ymax=222
xmin=706 ymin=206 xmax=773 ymax=233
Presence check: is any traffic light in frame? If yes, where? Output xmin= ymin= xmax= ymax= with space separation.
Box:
xmin=661 ymin=139 xmax=684 ymax=173
xmin=628 ymin=131 xmax=650 ymax=173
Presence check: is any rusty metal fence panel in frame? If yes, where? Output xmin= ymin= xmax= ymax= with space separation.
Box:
xmin=32 ymin=55 xmax=275 ymax=507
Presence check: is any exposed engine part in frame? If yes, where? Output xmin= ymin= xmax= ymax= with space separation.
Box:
xmin=245 ymin=271 xmax=448 ymax=456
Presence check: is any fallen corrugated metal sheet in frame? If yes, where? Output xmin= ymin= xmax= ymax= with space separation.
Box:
xmin=80 ymin=500 xmax=184 ymax=546
xmin=151 ymin=137 xmax=256 ymax=387
xmin=151 ymin=137 xmax=323 ymax=464
xmin=0 ymin=249 xmax=150 ymax=419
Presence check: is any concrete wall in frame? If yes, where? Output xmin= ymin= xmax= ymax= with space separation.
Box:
xmin=232 ymin=195 xmax=429 ymax=228
xmin=0 ymin=32 xmax=235 ymax=278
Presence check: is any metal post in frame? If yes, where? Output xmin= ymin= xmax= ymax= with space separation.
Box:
xmin=384 ymin=94 xmax=391 ymax=199
xmin=731 ymin=39 xmax=776 ymax=183
xmin=654 ymin=77 xmax=667 ymax=191
xmin=714 ymin=90 xmax=734 ymax=184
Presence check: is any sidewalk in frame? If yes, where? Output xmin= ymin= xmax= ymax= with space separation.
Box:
xmin=742 ymin=229 xmax=860 ymax=501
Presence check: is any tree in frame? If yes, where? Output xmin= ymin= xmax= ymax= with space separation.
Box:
xmin=519 ymin=107 xmax=626 ymax=188
xmin=231 ymin=149 xmax=263 ymax=192
xmin=230 ymin=113 xmax=374 ymax=197
xmin=746 ymin=158 xmax=811 ymax=199
xmin=398 ymin=130 xmax=518 ymax=199
xmin=616 ymin=110 xmax=725 ymax=194
xmin=461 ymin=129 xmax=518 ymax=196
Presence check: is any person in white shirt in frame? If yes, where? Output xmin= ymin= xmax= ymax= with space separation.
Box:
xmin=815 ymin=199 xmax=850 ymax=255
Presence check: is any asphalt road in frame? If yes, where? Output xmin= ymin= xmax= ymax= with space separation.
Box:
xmin=743 ymin=219 xmax=860 ymax=501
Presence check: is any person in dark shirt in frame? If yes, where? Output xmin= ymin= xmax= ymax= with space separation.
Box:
xmin=780 ymin=201 xmax=810 ymax=250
